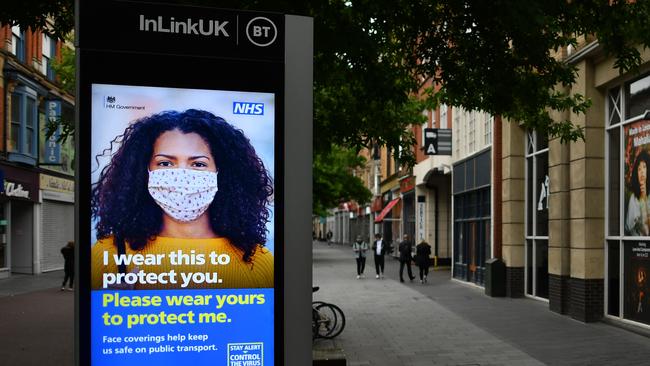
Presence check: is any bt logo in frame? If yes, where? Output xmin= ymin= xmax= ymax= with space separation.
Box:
xmin=246 ymin=17 xmax=277 ymax=47
xmin=233 ymin=102 xmax=264 ymax=115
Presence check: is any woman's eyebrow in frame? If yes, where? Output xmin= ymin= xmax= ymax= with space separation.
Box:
xmin=152 ymin=153 xmax=177 ymax=159
xmin=189 ymin=155 xmax=211 ymax=160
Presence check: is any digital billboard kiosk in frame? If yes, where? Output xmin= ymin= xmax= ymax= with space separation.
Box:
xmin=76 ymin=2 xmax=312 ymax=365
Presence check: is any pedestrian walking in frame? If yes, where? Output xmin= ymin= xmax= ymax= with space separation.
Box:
xmin=352 ymin=235 xmax=368 ymax=279
xmin=398 ymin=234 xmax=416 ymax=283
xmin=60 ymin=241 xmax=75 ymax=291
xmin=415 ymin=240 xmax=432 ymax=284
xmin=372 ymin=233 xmax=387 ymax=279
xmin=326 ymin=230 xmax=333 ymax=246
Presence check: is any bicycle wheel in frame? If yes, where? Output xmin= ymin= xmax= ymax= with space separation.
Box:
xmin=315 ymin=303 xmax=345 ymax=339
xmin=312 ymin=307 xmax=320 ymax=339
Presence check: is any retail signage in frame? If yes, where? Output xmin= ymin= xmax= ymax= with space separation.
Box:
xmin=78 ymin=2 xmax=311 ymax=366
xmin=40 ymin=174 xmax=74 ymax=193
xmin=0 ymin=164 xmax=38 ymax=202
xmin=43 ymin=100 xmax=62 ymax=164
xmin=3 ymin=181 xmax=30 ymax=199
xmin=424 ymin=128 xmax=452 ymax=155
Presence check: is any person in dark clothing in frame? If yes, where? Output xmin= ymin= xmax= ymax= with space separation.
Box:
xmin=372 ymin=233 xmax=387 ymax=279
xmin=398 ymin=234 xmax=415 ymax=283
xmin=415 ymin=241 xmax=432 ymax=284
xmin=61 ymin=241 xmax=75 ymax=291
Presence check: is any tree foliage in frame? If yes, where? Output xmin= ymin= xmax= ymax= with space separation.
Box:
xmin=6 ymin=0 xmax=650 ymax=213
xmin=313 ymin=146 xmax=372 ymax=217
xmin=0 ymin=1 xmax=73 ymax=39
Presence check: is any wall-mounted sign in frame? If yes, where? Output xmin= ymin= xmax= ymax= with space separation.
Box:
xmin=43 ymin=100 xmax=62 ymax=164
xmin=424 ymin=128 xmax=452 ymax=155
xmin=417 ymin=197 xmax=425 ymax=242
xmin=0 ymin=164 xmax=38 ymax=202
xmin=40 ymin=174 xmax=74 ymax=193
xmin=4 ymin=181 xmax=29 ymax=199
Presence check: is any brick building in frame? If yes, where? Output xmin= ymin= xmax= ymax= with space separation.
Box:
xmin=0 ymin=23 xmax=75 ymax=278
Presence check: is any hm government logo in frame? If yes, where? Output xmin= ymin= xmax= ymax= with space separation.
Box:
xmin=228 ymin=342 xmax=263 ymax=366
xmin=103 ymin=96 xmax=146 ymax=111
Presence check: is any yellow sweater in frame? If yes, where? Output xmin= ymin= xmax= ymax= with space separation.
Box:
xmin=91 ymin=236 xmax=273 ymax=290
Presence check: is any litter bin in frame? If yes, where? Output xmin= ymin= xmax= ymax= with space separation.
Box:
xmin=484 ymin=258 xmax=506 ymax=297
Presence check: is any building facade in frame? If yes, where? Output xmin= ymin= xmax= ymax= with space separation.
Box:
xmin=497 ymin=41 xmax=650 ymax=329
xmin=0 ymin=24 xmax=75 ymax=278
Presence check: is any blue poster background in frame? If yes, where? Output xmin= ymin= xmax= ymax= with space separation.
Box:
xmin=91 ymin=288 xmax=274 ymax=365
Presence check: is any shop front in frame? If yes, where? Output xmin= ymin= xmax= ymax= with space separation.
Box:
xmin=39 ymin=173 xmax=74 ymax=272
xmin=453 ymin=148 xmax=491 ymax=285
xmin=0 ymin=163 xmax=39 ymax=278
xmin=400 ymin=176 xmax=416 ymax=242
xmin=606 ymin=72 xmax=650 ymax=327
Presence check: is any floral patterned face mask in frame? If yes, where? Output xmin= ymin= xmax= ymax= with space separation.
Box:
xmin=147 ymin=168 xmax=219 ymax=222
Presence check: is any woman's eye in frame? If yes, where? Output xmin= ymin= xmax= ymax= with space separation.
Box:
xmin=157 ymin=161 xmax=173 ymax=167
xmin=192 ymin=161 xmax=208 ymax=168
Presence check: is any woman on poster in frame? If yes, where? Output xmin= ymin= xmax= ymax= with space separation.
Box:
xmin=90 ymin=109 xmax=274 ymax=289
xmin=626 ymin=150 xmax=650 ymax=236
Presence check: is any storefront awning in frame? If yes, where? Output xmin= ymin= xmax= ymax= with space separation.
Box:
xmin=374 ymin=198 xmax=400 ymax=223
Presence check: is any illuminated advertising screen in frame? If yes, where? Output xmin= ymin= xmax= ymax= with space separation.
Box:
xmin=89 ymin=84 xmax=275 ymax=364
xmin=77 ymin=2 xmax=289 ymax=365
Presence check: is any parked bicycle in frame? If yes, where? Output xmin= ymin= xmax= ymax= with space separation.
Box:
xmin=312 ymin=286 xmax=345 ymax=340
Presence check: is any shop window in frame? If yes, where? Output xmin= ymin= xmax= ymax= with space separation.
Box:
xmin=608 ymin=127 xmax=620 ymax=236
xmin=607 ymin=240 xmax=620 ymax=317
xmin=626 ymin=74 xmax=650 ymax=119
xmin=607 ymin=74 xmax=650 ymax=326
xmin=609 ymin=87 xmax=622 ymax=126
xmin=8 ymin=87 xmax=39 ymax=165
xmin=11 ymin=26 xmax=25 ymax=62
xmin=623 ymin=241 xmax=650 ymax=324
xmin=453 ymin=186 xmax=491 ymax=285
xmin=525 ymin=130 xmax=549 ymax=299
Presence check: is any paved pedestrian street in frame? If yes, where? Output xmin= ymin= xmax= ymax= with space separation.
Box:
xmin=313 ymin=241 xmax=650 ymax=366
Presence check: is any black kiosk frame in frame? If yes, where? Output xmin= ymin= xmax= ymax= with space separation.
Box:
xmin=76 ymin=1 xmax=312 ymax=365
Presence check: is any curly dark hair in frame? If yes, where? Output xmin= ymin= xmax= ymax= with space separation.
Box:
xmin=91 ymin=109 xmax=274 ymax=262
xmin=631 ymin=150 xmax=650 ymax=198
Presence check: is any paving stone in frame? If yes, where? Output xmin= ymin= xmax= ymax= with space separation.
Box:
xmin=313 ymin=241 xmax=650 ymax=366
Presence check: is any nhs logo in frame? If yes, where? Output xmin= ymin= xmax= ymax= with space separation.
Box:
xmin=233 ymin=102 xmax=264 ymax=115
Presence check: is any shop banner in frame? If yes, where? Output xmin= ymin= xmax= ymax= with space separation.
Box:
xmin=624 ymin=242 xmax=650 ymax=325
xmin=624 ymin=119 xmax=650 ymax=236
xmin=90 ymin=84 xmax=275 ymax=365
